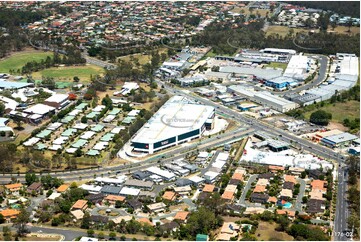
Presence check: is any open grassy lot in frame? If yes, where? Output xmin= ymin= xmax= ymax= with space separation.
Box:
xmin=303 ymin=100 xmax=360 ymax=123
xmin=255 ymin=221 xmax=294 ymax=241
xmin=265 ymin=25 xmax=319 ymax=37
xmin=32 ymin=64 xmax=104 ymax=83
xmin=327 ymin=25 xmax=360 ymax=35
xmin=231 ymin=7 xmax=270 ymax=17
xmin=117 ymin=48 xmax=168 ymax=66
xmin=265 ymin=62 xmax=288 ymax=70
xmin=0 ymin=50 xmax=53 ymax=73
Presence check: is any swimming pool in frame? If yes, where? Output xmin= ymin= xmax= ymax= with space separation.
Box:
xmin=283 ymin=202 xmax=292 ymax=208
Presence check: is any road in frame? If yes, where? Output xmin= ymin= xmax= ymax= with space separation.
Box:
xmin=237 ymin=174 xmax=258 ymax=206
xmin=200 ymin=150 xmax=220 ymax=176
xmin=0 ymin=128 xmax=253 ymax=184
xmin=295 ymin=178 xmax=306 ymax=212
xmin=334 ymin=166 xmax=351 ymax=241
xmin=252 ymin=55 xmax=328 ymax=96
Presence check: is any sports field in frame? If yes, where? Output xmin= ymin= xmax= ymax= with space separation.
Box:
xmin=32 ymin=65 xmax=105 ymax=83
xmin=0 ymin=50 xmax=53 ymax=73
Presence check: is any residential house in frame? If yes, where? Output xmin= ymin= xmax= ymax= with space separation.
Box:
xmin=250 ymin=193 xmax=269 ymax=203
xmin=90 ymin=215 xmax=109 ymax=225
xmin=104 ymin=195 xmax=125 ymax=205
xmin=71 ymin=199 xmax=88 ymax=211
xmin=306 ymin=199 xmax=325 ymax=214
xmin=276 ymin=209 xmax=296 ymax=220
xmin=217 ymin=222 xmax=240 ymax=241
xmin=0 ymin=209 xmax=20 ymax=222
xmin=137 ymin=217 xmax=154 ymax=226
xmin=283 ymin=181 xmax=295 ymax=190
xmin=127 ymin=199 xmax=143 ymax=212
xmin=202 ymin=184 xmax=215 ymax=193
xmin=85 ymin=194 xmax=105 ymax=205
xmin=5 ymin=183 xmax=23 ymax=194
xmin=71 ymin=210 xmax=85 ymax=221
xmin=147 ymin=202 xmax=167 ymax=213
xmin=162 ymin=191 xmax=176 ymax=201
xmin=27 ymin=182 xmax=42 ymax=194
xmin=173 ymin=211 xmax=189 ymax=223
xmin=56 ymin=184 xmax=70 ymax=193
xmin=280 ymin=189 xmax=293 ymax=200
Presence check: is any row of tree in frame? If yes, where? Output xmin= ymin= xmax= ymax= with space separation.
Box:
xmin=190 ymin=19 xmax=359 ymax=56
xmin=19 ymin=47 xmax=86 ymax=75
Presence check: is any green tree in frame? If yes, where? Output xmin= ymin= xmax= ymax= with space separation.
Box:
xmin=0 ymin=102 xmax=5 ymax=116
xmin=87 ymin=229 xmax=95 ymax=237
xmin=81 ymin=212 xmax=91 ymax=229
xmin=14 ymin=208 xmax=30 ymax=236
xmin=109 ymin=232 xmax=117 ymax=240
xmin=25 ymin=173 xmax=38 ymax=186
xmin=309 ymin=110 xmax=332 ymax=126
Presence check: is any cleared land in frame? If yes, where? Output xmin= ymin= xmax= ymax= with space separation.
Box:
xmin=231 ymin=7 xmax=270 ymax=18
xmin=265 ymin=25 xmax=319 ymax=37
xmin=254 ymin=221 xmax=294 ymax=241
xmin=327 ymin=25 xmax=360 ymax=35
xmin=0 ymin=50 xmax=52 ymax=73
xmin=32 ymin=65 xmax=104 ymax=83
xmin=304 ymin=100 xmax=360 ymax=124
xmin=117 ymin=48 xmax=168 ymax=65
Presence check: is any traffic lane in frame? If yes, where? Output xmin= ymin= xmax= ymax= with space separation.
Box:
xmin=1 ymin=130 xmax=253 ymax=183
xmin=175 ymin=87 xmax=344 ymax=162
xmin=28 ymin=226 xmax=86 ymax=241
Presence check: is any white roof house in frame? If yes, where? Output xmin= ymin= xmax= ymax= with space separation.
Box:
xmin=23 ymin=103 xmax=55 ymax=115
xmin=0 ymin=95 xmax=18 ymax=112
xmin=146 ymin=166 xmax=176 ymax=180
xmin=44 ymin=93 xmax=68 ymax=103
xmin=119 ymin=187 xmax=140 ymax=196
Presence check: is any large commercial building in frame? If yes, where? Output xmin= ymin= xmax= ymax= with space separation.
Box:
xmin=131 ymin=96 xmax=215 ymax=154
xmin=227 ymin=85 xmax=298 ymax=112
xmin=305 ymin=53 xmax=359 ymax=102
xmin=283 ymin=55 xmax=310 ymax=80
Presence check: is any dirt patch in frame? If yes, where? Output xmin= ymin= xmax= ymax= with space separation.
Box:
xmin=255 ymin=221 xmax=294 ymax=241
xmin=326 ymin=122 xmax=348 ymax=132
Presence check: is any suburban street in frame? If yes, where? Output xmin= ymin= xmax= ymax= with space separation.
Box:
xmin=237 ymin=174 xmax=258 ymax=206
xmin=334 ymin=166 xmax=351 ymax=241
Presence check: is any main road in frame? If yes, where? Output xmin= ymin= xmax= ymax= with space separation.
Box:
xmin=0 ymin=127 xmax=254 ymax=184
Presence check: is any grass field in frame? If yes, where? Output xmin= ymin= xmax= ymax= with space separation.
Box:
xmin=32 ymin=65 xmax=105 ymax=83
xmin=117 ymin=48 xmax=168 ymax=65
xmin=254 ymin=221 xmax=294 ymax=241
xmin=265 ymin=25 xmax=319 ymax=37
xmin=265 ymin=62 xmax=288 ymax=70
xmin=231 ymin=7 xmax=269 ymax=17
xmin=303 ymin=100 xmax=360 ymax=123
xmin=327 ymin=25 xmax=360 ymax=35
xmin=0 ymin=50 xmax=53 ymax=73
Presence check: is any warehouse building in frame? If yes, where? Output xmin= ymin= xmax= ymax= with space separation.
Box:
xmin=219 ymin=66 xmax=283 ymax=80
xmin=259 ymin=48 xmax=296 ymax=55
xmin=265 ymin=76 xmax=299 ymax=91
xmin=131 ymin=96 xmax=215 ymax=154
xmin=44 ymin=94 xmax=70 ymax=109
xmin=254 ymin=91 xmax=298 ymax=112
xmin=321 ymin=132 xmax=359 ymax=148
xmin=305 ymin=53 xmax=358 ymax=102
xmin=283 ymin=55 xmax=310 ymax=80
xmin=227 ymin=85 xmax=298 ymax=112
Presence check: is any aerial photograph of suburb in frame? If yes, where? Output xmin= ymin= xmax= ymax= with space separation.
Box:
xmin=0 ymin=0 xmax=359 ymax=241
